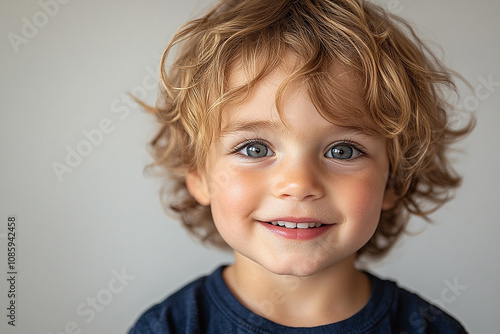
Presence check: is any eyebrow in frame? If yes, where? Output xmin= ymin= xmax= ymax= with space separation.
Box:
xmin=336 ymin=124 xmax=379 ymax=137
xmin=220 ymin=119 xmax=380 ymax=139
xmin=220 ymin=120 xmax=281 ymax=137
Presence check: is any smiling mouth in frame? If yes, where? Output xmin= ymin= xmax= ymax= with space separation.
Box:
xmin=265 ymin=221 xmax=324 ymax=229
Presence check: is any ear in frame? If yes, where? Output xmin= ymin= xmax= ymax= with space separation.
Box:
xmin=185 ymin=169 xmax=211 ymax=206
xmin=381 ymin=187 xmax=399 ymax=211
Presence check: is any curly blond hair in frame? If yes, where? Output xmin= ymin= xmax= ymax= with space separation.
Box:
xmin=144 ymin=0 xmax=474 ymax=258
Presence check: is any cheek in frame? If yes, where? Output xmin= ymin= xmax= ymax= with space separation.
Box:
xmin=209 ymin=167 xmax=264 ymax=231
xmin=338 ymin=173 xmax=387 ymax=225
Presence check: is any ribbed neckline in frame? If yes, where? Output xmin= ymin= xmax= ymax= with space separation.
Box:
xmin=205 ymin=266 xmax=395 ymax=334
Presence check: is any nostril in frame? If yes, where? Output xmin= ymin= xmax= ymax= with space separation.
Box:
xmin=274 ymin=183 xmax=324 ymax=201
xmin=272 ymin=168 xmax=325 ymax=201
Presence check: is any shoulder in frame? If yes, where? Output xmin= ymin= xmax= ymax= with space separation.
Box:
xmin=127 ymin=268 xmax=468 ymax=333
xmin=368 ymin=273 xmax=468 ymax=333
xmin=128 ymin=269 xmax=215 ymax=334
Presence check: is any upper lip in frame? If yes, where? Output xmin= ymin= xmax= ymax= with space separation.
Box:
xmin=259 ymin=217 xmax=331 ymax=225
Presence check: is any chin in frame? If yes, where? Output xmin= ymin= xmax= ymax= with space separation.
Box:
xmin=259 ymin=255 xmax=337 ymax=278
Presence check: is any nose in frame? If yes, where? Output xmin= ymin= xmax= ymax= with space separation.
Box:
xmin=272 ymin=159 xmax=324 ymax=201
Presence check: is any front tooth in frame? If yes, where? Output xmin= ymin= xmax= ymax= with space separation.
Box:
xmin=297 ymin=223 xmax=309 ymax=229
xmin=284 ymin=222 xmax=297 ymax=228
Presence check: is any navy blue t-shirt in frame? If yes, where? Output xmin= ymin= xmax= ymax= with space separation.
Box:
xmin=129 ymin=266 xmax=466 ymax=333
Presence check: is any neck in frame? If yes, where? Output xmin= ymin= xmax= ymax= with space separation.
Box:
xmin=223 ymin=253 xmax=371 ymax=327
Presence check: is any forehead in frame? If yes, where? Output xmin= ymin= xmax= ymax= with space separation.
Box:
xmin=220 ymin=55 xmax=380 ymax=135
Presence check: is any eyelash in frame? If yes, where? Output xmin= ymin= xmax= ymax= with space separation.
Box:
xmin=325 ymin=140 xmax=367 ymax=160
xmin=230 ymin=138 xmax=367 ymax=160
xmin=231 ymin=138 xmax=273 ymax=157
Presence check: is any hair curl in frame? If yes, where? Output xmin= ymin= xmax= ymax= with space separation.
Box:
xmin=144 ymin=0 xmax=474 ymax=258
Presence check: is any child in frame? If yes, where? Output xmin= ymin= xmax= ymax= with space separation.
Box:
xmin=129 ymin=0 xmax=473 ymax=332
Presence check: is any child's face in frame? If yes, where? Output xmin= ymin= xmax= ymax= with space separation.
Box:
xmin=187 ymin=61 xmax=396 ymax=277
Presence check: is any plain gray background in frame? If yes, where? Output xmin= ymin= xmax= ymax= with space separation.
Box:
xmin=1 ymin=0 xmax=499 ymax=333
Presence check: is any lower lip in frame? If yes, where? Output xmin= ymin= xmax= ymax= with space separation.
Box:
xmin=260 ymin=222 xmax=333 ymax=240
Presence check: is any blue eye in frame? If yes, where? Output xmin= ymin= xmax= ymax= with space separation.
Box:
xmin=239 ymin=141 xmax=274 ymax=158
xmin=325 ymin=144 xmax=362 ymax=160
